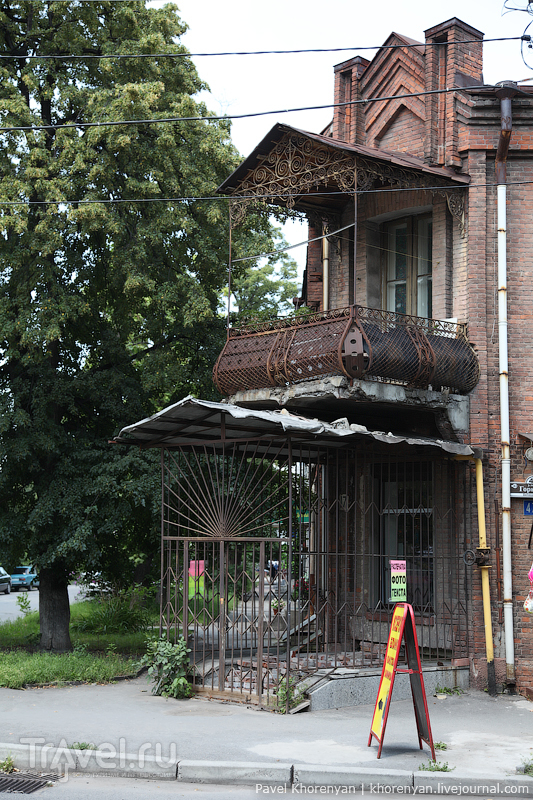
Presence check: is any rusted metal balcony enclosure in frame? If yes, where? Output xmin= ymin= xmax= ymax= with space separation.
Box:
xmin=213 ymin=305 xmax=480 ymax=398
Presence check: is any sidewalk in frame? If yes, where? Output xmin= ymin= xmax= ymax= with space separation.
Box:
xmin=0 ymin=677 xmax=532 ymax=788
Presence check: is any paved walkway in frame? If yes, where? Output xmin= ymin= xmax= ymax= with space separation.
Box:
xmin=1 ymin=677 xmax=532 ymax=788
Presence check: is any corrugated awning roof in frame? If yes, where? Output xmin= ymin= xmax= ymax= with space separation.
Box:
xmin=113 ymin=396 xmax=473 ymax=456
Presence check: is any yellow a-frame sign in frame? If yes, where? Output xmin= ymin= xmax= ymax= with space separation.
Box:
xmin=368 ymin=603 xmax=435 ymax=760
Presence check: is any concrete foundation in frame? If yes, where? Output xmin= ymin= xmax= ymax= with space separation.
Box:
xmin=307 ymin=665 xmax=470 ymax=710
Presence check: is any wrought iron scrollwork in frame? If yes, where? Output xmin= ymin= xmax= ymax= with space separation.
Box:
xmin=227 ymin=131 xmax=467 ymax=237
xmin=230 ymin=132 xmax=358 ymax=210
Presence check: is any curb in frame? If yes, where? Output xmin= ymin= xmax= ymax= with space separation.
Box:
xmin=1 ymin=743 xmax=533 ymax=788
xmin=293 ymin=765 xmax=413 ymax=789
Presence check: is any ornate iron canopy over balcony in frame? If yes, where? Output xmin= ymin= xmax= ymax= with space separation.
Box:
xmin=213 ymin=305 xmax=480 ymax=398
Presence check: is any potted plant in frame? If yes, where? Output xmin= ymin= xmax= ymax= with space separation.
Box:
xmin=271 ymin=597 xmax=286 ymax=615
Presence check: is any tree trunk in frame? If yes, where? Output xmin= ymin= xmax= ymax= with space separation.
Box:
xmin=39 ymin=568 xmax=72 ymax=652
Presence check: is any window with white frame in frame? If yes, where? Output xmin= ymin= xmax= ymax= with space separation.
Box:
xmin=384 ymin=216 xmax=432 ymax=318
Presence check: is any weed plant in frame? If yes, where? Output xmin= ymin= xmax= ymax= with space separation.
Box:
xmin=15 ymin=592 xmax=32 ymax=617
xmin=419 ymin=760 xmax=455 ymax=772
xmin=276 ymin=676 xmax=303 ymax=712
xmin=137 ymin=636 xmax=193 ymax=699
xmin=0 ymin=755 xmax=15 ymax=774
xmin=434 ymin=684 xmax=464 ymax=696
xmin=521 ymin=759 xmax=533 ymax=777
xmin=71 ymin=586 xmax=157 ymax=635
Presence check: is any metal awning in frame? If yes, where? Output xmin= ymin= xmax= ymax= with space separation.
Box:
xmin=113 ymin=396 xmax=473 ymax=456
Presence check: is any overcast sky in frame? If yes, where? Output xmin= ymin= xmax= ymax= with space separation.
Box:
xmin=161 ymin=0 xmax=533 ymax=280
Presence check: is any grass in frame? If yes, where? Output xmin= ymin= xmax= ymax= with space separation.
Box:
xmin=0 ymin=649 xmax=140 ymax=689
xmin=0 ymin=595 xmax=155 ymax=689
xmin=0 ymin=597 xmax=158 ymax=654
xmin=434 ymin=741 xmax=448 ymax=751
xmin=419 ymin=760 xmax=455 ymax=772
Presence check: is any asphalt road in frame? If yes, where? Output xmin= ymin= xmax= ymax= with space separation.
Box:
xmin=21 ymin=775 xmax=263 ymax=799
xmin=0 ymin=584 xmax=83 ymax=623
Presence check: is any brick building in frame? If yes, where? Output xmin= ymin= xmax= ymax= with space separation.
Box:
xmin=211 ymin=17 xmax=533 ymax=700
xmin=117 ymin=17 xmax=533 ymax=704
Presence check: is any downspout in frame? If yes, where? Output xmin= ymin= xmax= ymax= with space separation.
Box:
xmin=322 ymin=223 xmax=329 ymax=311
xmin=455 ymin=454 xmax=496 ymax=695
xmin=495 ymin=81 xmax=519 ymax=686
xmin=475 ymin=457 xmax=497 ymax=696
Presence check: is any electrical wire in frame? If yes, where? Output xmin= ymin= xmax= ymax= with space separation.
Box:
xmin=0 ymin=184 xmax=465 ymax=206
xmin=502 ymin=0 xmax=533 ymax=69
xmin=0 ymin=178 xmax=532 ymax=265
xmin=11 ymin=178 xmax=533 ymax=207
xmin=0 ymin=84 xmax=505 ymax=135
xmin=230 ymin=221 xmax=355 ymax=264
xmin=0 ymin=36 xmax=523 ymax=60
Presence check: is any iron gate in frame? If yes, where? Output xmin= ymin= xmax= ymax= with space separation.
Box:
xmin=160 ymin=437 xmax=472 ymax=707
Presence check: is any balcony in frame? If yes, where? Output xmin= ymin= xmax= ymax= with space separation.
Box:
xmin=213 ymin=306 xmax=480 ymax=398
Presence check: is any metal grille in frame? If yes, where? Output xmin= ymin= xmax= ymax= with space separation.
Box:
xmin=160 ymin=439 xmax=471 ymax=708
xmin=213 ymin=305 xmax=480 ymax=396
xmin=0 ymin=772 xmax=59 ymax=793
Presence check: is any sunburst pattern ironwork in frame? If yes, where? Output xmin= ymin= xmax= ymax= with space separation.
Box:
xmin=164 ymin=442 xmax=291 ymax=539
xmin=161 ymin=443 xmax=472 ymax=705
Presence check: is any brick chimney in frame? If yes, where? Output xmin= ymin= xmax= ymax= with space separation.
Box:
xmin=332 ymin=56 xmax=370 ymax=144
xmin=424 ymin=18 xmax=484 ymax=167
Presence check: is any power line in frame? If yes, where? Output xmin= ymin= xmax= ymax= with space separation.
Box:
xmin=0 ymin=84 xmax=505 ymax=135
xmin=231 ymin=222 xmax=355 ymax=264
xmin=0 ymin=36 xmax=524 ymax=60
xmin=3 ymin=178 xmax=533 ymax=209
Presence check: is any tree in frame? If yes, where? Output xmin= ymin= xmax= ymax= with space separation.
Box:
xmin=229 ymin=243 xmax=299 ymax=321
xmin=0 ymin=1 xmax=286 ymax=650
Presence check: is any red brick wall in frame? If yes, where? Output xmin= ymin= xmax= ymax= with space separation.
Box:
xmin=326 ymin=20 xmax=533 ymax=696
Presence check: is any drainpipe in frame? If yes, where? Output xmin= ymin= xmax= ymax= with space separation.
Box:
xmin=475 ymin=457 xmax=497 ymax=696
xmin=455 ymin=453 xmax=496 ymax=695
xmin=322 ymin=224 xmax=329 ymax=311
xmin=495 ymin=81 xmax=519 ymax=686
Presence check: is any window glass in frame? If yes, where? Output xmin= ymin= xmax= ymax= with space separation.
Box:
xmin=384 ymin=216 xmax=432 ymax=318
xmin=386 ymin=223 xmax=408 ymax=314
xmin=416 ymin=218 xmax=432 ymax=318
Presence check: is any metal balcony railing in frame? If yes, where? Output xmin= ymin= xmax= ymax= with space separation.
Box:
xmin=213 ymin=305 xmax=480 ymax=397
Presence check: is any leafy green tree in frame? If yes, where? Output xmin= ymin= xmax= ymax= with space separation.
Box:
xmin=229 ymin=245 xmax=299 ymax=321
xmin=0 ymin=0 xmax=286 ymax=650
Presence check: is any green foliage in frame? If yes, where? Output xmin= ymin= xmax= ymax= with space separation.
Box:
xmin=434 ymin=742 xmax=448 ymax=751
xmin=0 ymin=650 xmax=138 ymax=689
xmin=0 ymin=598 xmax=151 ymax=653
xmin=270 ymin=597 xmax=286 ymax=612
xmin=418 ymin=761 xmax=455 ymax=772
xmin=0 ymin=754 xmax=15 ymax=774
xmin=70 ymin=743 xmax=96 ymax=751
xmin=137 ymin=636 xmax=193 ymax=699
xmin=15 ymin=592 xmax=32 ymax=617
xmin=0 ymin=1 xmax=293 ymax=650
xmin=71 ymin=587 xmax=155 ymax=634
xmin=521 ymin=758 xmax=533 ymax=777
xmin=276 ymin=676 xmax=303 ymax=713
xmin=434 ymin=685 xmax=464 ymax=696
xmin=228 ymin=245 xmax=298 ymax=321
